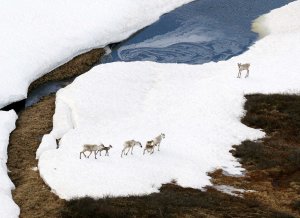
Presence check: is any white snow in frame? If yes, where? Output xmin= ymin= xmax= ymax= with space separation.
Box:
xmin=0 ymin=110 xmax=19 ymax=218
xmin=214 ymin=185 xmax=254 ymax=197
xmin=37 ymin=1 xmax=300 ymax=200
xmin=36 ymin=134 xmax=58 ymax=159
xmin=31 ymin=167 xmax=38 ymax=172
xmin=0 ymin=0 xmax=193 ymax=109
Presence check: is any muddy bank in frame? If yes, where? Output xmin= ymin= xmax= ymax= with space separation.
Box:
xmin=7 ymin=48 xmax=105 ymax=217
xmin=7 ymin=95 xmax=64 ymax=218
xmin=2 ymin=48 xmax=104 ymax=113
xmin=28 ymin=48 xmax=104 ymax=93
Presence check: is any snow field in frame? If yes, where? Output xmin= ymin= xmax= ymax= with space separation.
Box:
xmin=0 ymin=0 xmax=193 ymax=109
xmin=38 ymin=62 xmax=265 ymax=199
xmin=1 ymin=2 xmax=195 ymax=214
xmin=38 ymin=1 xmax=300 ymax=200
xmin=0 ymin=110 xmax=19 ymax=218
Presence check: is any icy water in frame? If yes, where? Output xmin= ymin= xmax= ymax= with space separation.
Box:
xmin=25 ymin=79 xmax=74 ymax=107
xmin=25 ymin=0 xmax=292 ymax=107
xmin=102 ymin=0 xmax=292 ymax=64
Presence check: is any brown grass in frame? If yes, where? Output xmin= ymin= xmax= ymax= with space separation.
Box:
xmin=7 ymin=95 xmax=65 ymax=218
xmin=210 ymin=94 xmax=300 ymax=217
xmin=28 ymin=48 xmax=104 ymax=93
xmin=7 ymin=47 xmax=105 ymax=217
xmin=62 ymin=184 xmax=293 ymax=218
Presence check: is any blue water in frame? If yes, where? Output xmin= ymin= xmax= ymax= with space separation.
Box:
xmin=25 ymin=0 xmax=292 ymax=107
xmin=25 ymin=79 xmax=74 ymax=107
xmin=102 ymin=0 xmax=293 ymax=64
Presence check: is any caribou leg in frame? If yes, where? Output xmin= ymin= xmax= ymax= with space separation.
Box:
xmin=87 ymin=151 xmax=93 ymax=158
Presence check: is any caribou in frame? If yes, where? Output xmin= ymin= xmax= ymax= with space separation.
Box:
xmin=143 ymin=140 xmax=155 ymax=155
xmin=121 ymin=140 xmax=142 ymax=157
xmin=237 ymin=63 xmax=250 ymax=78
xmin=151 ymin=133 xmax=165 ymax=151
xmin=80 ymin=144 xmax=104 ymax=159
xmin=98 ymin=144 xmax=113 ymax=156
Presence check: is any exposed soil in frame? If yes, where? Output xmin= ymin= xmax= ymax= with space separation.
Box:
xmin=7 ymin=48 xmax=104 ymax=218
xmin=210 ymin=94 xmax=300 ymax=217
xmin=61 ymin=184 xmax=295 ymax=218
xmin=7 ymin=95 xmax=64 ymax=218
xmin=28 ymin=48 xmax=104 ymax=93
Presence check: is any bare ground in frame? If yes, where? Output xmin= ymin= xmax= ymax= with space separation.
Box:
xmin=28 ymin=48 xmax=104 ymax=93
xmin=7 ymin=48 xmax=104 ymax=218
xmin=7 ymin=95 xmax=64 ymax=218
xmin=210 ymin=94 xmax=300 ymax=218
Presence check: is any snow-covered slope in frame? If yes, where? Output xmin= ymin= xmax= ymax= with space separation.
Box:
xmin=0 ymin=0 xmax=193 ymax=109
xmin=37 ymin=1 xmax=300 ymax=200
xmin=0 ymin=111 xmax=19 ymax=218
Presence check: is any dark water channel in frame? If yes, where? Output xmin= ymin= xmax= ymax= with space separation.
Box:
xmin=24 ymin=0 xmax=292 ymax=108
xmin=103 ymin=0 xmax=292 ymax=64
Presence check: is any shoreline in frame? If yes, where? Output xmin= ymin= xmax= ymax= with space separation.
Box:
xmin=28 ymin=48 xmax=104 ymax=93
xmin=7 ymin=48 xmax=105 ymax=217
xmin=2 ymin=48 xmax=104 ymax=113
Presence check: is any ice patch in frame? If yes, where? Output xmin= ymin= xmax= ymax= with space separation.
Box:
xmin=214 ymin=185 xmax=254 ymax=197
xmin=31 ymin=167 xmax=38 ymax=172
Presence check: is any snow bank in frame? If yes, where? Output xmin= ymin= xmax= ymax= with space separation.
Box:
xmin=38 ymin=1 xmax=300 ymax=200
xmin=0 ymin=110 xmax=19 ymax=218
xmin=0 ymin=0 xmax=193 ymax=109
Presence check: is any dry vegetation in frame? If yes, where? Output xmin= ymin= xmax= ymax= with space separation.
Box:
xmin=7 ymin=47 xmax=104 ymax=218
xmin=62 ymin=185 xmax=294 ymax=218
xmin=7 ymin=95 xmax=64 ymax=218
xmin=28 ymin=48 xmax=104 ymax=92
xmin=210 ymin=94 xmax=300 ymax=217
